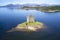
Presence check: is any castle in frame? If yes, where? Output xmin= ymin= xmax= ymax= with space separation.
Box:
xmin=27 ymin=15 xmax=35 ymax=22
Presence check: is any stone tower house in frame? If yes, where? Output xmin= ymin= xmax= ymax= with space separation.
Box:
xmin=27 ymin=15 xmax=35 ymax=22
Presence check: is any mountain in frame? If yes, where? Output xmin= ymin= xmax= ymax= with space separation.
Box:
xmin=0 ymin=4 xmax=41 ymax=9
xmin=0 ymin=4 xmax=23 ymax=9
xmin=6 ymin=4 xmax=23 ymax=9
xmin=0 ymin=3 xmax=60 ymax=10
xmin=0 ymin=4 xmax=49 ymax=8
xmin=0 ymin=3 xmax=60 ymax=7
xmin=22 ymin=4 xmax=41 ymax=7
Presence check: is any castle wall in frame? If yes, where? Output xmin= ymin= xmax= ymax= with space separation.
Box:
xmin=27 ymin=15 xmax=35 ymax=22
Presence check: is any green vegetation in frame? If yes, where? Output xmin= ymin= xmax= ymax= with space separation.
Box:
xmin=22 ymin=6 xmax=60 ymax=12
xmin=19 ymin=21 xmax=42 ymax=27
xmin=17 ymin=21 xmax=44 ymax=32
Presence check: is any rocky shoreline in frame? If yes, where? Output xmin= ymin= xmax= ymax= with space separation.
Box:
xmin=7 ymin=22 xmax=46 ymax=32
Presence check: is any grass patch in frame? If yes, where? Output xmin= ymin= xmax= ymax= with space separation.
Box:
xmin=19 ymin=21 xmax=42 ymax=27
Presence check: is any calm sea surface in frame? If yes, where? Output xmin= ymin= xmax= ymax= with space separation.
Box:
xmin=0 ymin=8 xmax=60 ymax=40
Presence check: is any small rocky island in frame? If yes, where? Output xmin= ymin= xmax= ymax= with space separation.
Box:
xmin=8 ymin=15 xmax=45 ymax=32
